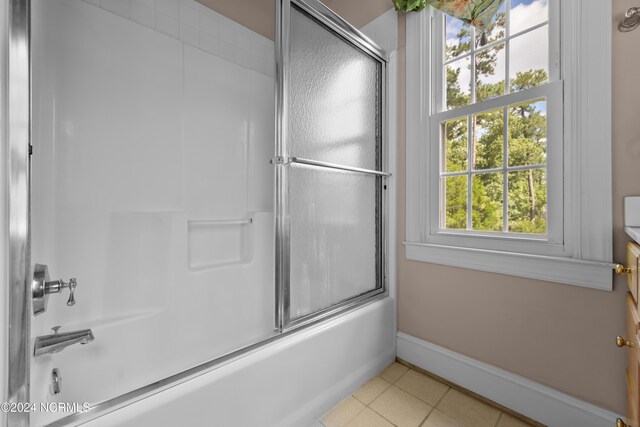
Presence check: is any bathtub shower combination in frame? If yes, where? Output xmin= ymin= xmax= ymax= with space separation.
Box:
xmin=4 ymin=0 xmax=396 ymax=426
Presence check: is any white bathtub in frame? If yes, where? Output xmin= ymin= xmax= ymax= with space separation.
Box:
xmin=82 ymin=298 xmax=395 ymax=427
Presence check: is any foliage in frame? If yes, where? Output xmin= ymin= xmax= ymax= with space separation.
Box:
xmin=443 ymin=11 xmax=548 ymax=234
xmin=393 ymin=0 xmax=505 ymax=30
xmin=392 ymin=0 xmax=427 ymax=12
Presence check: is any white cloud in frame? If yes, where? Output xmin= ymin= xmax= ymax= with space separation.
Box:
xmin=510 ymin=0 xmax=548 ymax=35
xmin=509 ymin=25 xmax=548 ymax=83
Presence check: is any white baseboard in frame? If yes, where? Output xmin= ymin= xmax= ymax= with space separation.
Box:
xmin=397 ymin=332 xmax=622 ymax=427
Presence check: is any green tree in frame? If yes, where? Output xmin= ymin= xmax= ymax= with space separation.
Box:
xmin=442 ymin=11 xmax=548 ymax=234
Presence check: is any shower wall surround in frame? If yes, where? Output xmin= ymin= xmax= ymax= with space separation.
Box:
xmin=30 ymin=0 xmax=276 ymax=424
xmin=82 ymin=0 xmax=275 ymax=77
xmin=0 ymin=1 xmax=401 ymax=425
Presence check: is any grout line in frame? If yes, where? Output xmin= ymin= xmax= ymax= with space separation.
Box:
xmin=433 ymin=385 xmax=451 ymax=409
xmin=361 ymin=376 xmax=392 ymax=405
xmin=366 ymin=404 xmax=399 ymax=427
xmin=396 ymin=358 xmax=543 ymax=427
xmin=350 ymin=402 xmax=367 ymax=425
xmin=430 ymin=388 xmax=458 ymax=423
xmin=419 ymin=403 xmax=436 ymax=427
xmin=394 ymin=368 xmax=450 ymax=411
xmin=495 ymin=412 xmax=505 ymax=427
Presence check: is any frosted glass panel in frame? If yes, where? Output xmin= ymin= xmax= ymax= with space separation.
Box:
xmin=289 ymin=6 xmax=381 ymax=171
xmin=289 ymin=164 xmax=380 ymax=320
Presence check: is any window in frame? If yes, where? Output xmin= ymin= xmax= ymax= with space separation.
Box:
xmin=405 ymin=0 xmax=614 ymax=289
xmin=428 ymin=0 xmax=563 ymax=255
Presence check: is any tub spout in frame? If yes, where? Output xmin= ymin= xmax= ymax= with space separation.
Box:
xmin=34 ymin=326 xmax=95 ymax=357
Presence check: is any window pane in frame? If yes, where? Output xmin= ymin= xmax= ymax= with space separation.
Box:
xmin=473 ymin=109 xmax=503 ymax=170
xmin=475 ymin=43 xmax=505 ymax=103
xmin=508 ymin=98 xmax=546 ymax=167
xmin=508 ymin=169 xmax=547 ymax=234
xmin=445 ymin=14 xmax=471 ymax=61
xmin=476 ymin=2 xmax=506 ymax=46
xmin=472 ymin=173 xmax=503 ymax=232
xmin=446 ymin=56 xmax=471 ymax=109
xmin=509 ymin=25 xmax=548 ymax=93
xmin=442 ymin=117 xmax=468 ymax=172
xmin=443 ymin=175 xmax=467 ymax=230
xmin=510 ymin=0 xmax=548 ymax=35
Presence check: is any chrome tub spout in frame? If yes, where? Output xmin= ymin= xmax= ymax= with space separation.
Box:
xmin=34 ymin=326 xmax=95 ymax=357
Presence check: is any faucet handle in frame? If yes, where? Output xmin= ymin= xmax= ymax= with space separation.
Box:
xmin=66 ymin=279 xmax=77 ymax=306
xmin=32 ymin=264 xmax=80 ymax=316
xmin=51 ymin=326 xmax=61 ymax=335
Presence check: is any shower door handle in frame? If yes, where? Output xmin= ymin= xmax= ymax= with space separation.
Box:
xmin=32 ymin=263 xmax=78 ymax=316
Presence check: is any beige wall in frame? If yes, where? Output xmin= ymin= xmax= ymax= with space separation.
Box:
xmin=397 ymin=0 xmax=640 ymax=414
xmin=196 ymin=0 xmax=275 ymax=39
xmin=321 ymin=0 xmax=392 ymax=28
xmin=195 ymin=0 xmax=392 ymax=40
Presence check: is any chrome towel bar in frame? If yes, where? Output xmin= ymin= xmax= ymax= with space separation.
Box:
xmin=272 ymin=156 xmax=391 ymax=177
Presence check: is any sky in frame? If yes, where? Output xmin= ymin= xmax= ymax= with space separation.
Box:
xmin=445 ymin=0 xmax=549 ymax=102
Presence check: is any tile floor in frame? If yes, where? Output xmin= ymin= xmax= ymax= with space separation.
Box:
xmin=319 ymin=362 xmax=536 ymax=427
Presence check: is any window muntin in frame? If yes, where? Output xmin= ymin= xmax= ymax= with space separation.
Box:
xmin=432 ymin=0 xmax=558 ymax=240
xmin=406 ymin=0 xmax=614 ymax=288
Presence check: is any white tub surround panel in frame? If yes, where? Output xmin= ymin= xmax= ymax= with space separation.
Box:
xmin=30 ymin=1 xmax=275 ymax=425
xmin=82 ymin=0 xmax=275 ymax=77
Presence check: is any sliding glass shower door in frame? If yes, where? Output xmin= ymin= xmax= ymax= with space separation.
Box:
xmin=276 ymin=0 xmax=389 ymax=329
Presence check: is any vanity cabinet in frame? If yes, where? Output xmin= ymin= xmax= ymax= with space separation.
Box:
xmin=628 ymin=243 xmax=640 ymax=304
xmin=626 ymin=292 xmax=640 ymax=426
xmin=622 ymin=242 xmax=640 ymax=427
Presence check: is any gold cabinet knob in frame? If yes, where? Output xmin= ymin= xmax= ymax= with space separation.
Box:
xmin=617 ymin=336 xmax=634 ymax=348
xmin=616 ymin=418 xmax=628 ymax=427
xmin=616 ymin=264 xmax=632 ymax=275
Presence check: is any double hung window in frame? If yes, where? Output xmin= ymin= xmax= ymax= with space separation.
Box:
xmin=430 ymin=0 xmax=562 ymax=253
xmin=404 ymin=0 xmax=614 ymax=289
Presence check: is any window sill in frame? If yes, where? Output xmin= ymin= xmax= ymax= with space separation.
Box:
xmin=403 ymin=241 xmax=614 ymax=291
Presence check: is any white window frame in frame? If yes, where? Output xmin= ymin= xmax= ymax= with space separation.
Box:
xmin=405 ymin=0 xmax=614 ymax=290
xmin=428 ymin=1 xmax=563 ymax=256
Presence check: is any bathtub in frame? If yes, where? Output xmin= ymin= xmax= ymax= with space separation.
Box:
xmin=66 ymin=298 xmax=396 ymax=427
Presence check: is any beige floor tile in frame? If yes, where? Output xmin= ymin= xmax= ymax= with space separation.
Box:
xmin=396 ymin=369 xmax=449 ymax=406
xmin=322 ymin=396 xmax=366 ymax=427
xmin=370 ymin=385 xmax=432 ymax=427
xmin=436 ymin=389 xmax=501 ymax=427
xmin=346 ymin=408 xmax=395 ymax=427
xmin=496 ymin=413 xmax=532 ymax=427
xmin=421 ymin=409 xmax=464 ymax=427
xmin=379 ymin=362 xmax=410 ymax=383
xmin=353 ymin=377 xmax=391 ymax=405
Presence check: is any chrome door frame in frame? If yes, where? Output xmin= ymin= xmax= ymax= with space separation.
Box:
xmin=6 ymin=0 xmax=31 ymax=426
xmin=275 ymin=0 xmax=391 ymax=330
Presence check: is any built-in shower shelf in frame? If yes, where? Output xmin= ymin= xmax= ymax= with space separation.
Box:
xmin=189 ymin=218 xmax=253 ymax=227
xmin=187 ymin=217 xmax=253 ymax=270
